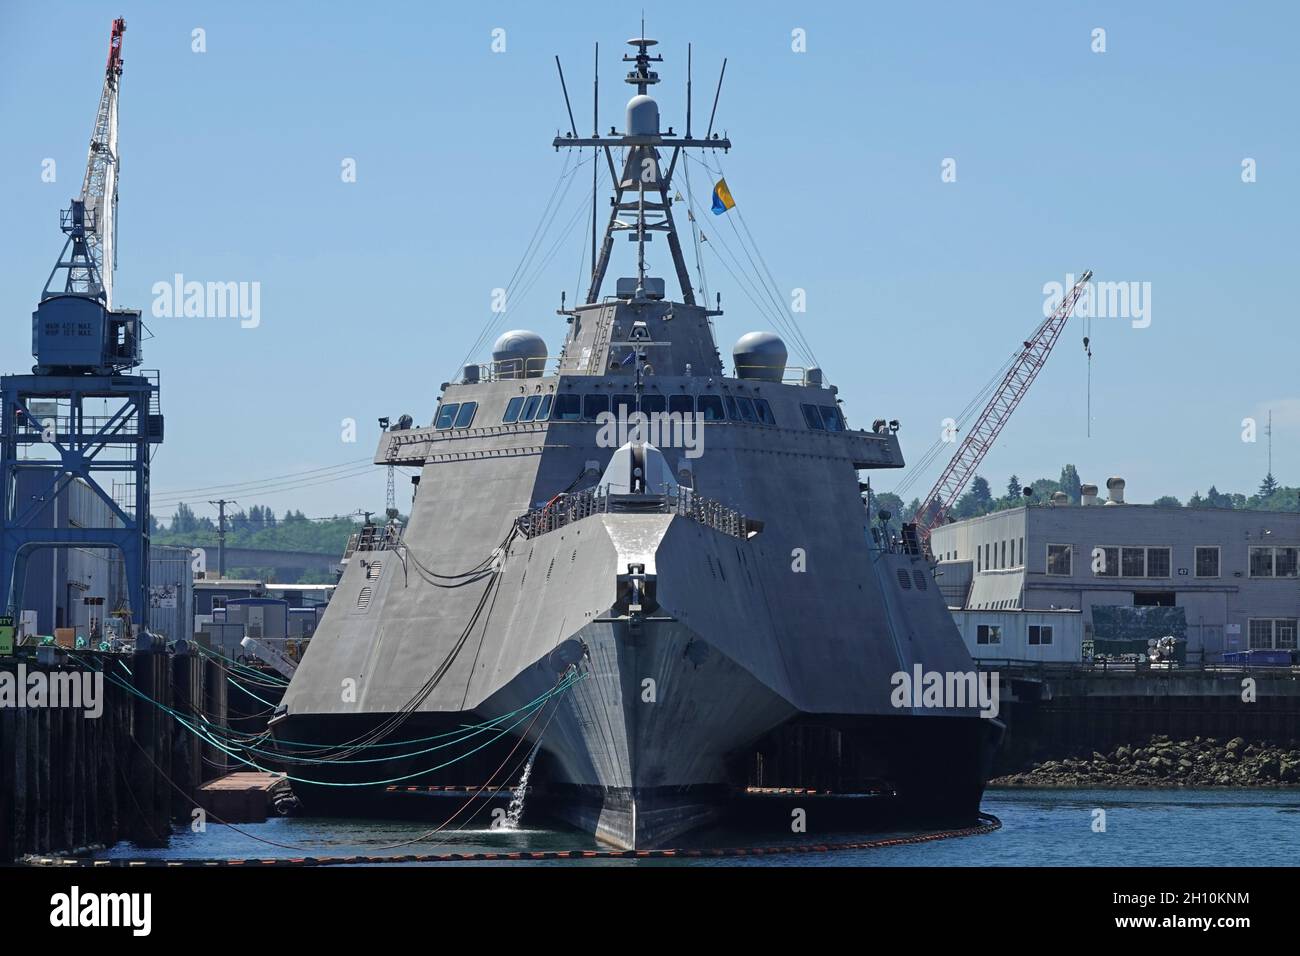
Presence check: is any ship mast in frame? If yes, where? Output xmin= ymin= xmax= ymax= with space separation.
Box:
xmin=553 ymin=37 xmax=730 ymax=305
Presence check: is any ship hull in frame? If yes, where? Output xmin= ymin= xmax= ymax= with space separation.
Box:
xmin=276 ymin=512 xmax=999 ymax=849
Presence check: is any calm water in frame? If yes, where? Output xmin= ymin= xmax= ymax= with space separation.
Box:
xmin=93 ymin=788 xmax=1300 ymax=866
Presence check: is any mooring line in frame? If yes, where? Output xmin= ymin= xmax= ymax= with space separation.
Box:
xmin=26 ymin=814 xmax=1001 ymax=867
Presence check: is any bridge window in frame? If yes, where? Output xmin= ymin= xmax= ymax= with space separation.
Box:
xmin=753 ymin=398 xmax=776 ymax=425
xmin=536 ymin=394 xmax=553 ymax=420
xmin=640 ymin=394 xmax=666 ymax=415
xmin=434 ymin=403 xmax=459 ymax=429
xmin=453 ymin=402 xmax=477 ymax=428
xmin=698 ymin=395 xmax=724 ymax=421
xmin=669 ymin=394 xmax=694 ymax=415
xmin=819 ymin=405 xmax=845 ymax=431
xmin=612 ymin=394 xmax=635 ymax=417
xmin=582 ymin=394 xmax=609 ymax=420
xmin=519 ymin=395 xmax=542 ymax=422
xmin=724 ymin=395 xmax=741 ymax=420
xmin=736 ymin=397 xmax=758 ymax=423
xmin=502 ymin=396 xmax=525 ymax=423
xmin=801 ymin=403 xmax=824 ymax=429
xmin=553 ymin=394 xmax=582 ymax=421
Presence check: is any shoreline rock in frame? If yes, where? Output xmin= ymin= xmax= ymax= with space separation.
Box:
xmin=990 ymin=735 xmax=1300 ymax=788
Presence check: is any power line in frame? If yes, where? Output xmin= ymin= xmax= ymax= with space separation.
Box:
xmin=152 ymin=457 xmax=375 ymax=497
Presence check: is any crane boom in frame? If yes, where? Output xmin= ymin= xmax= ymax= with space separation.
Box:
xmin=913 ymin=270 xmax=1093 ymax=547
xmin=78 ymin=17 xmax=125 ymax=309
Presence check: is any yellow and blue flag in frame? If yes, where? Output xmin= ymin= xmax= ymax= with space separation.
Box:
xmin=711 ymin=178 xmax=736 ymax=215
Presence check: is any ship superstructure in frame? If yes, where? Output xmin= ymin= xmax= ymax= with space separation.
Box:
xmin=273 ymin=36 xmax=998 ymax=848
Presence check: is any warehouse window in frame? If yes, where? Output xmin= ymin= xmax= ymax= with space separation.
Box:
xmin=1146 ymin=547 xmax=1171 ymax=578
xmin=1250 ymin=546 xmax=1300 ymax=578
xmin=1046 ymin=544 xmax=1072 ymax=576
xmin=1095 ymin=546 xmax=1119 ymax=577
xmin=976 ymin=624 xmax=1002 ymax=645
xmin=1195 ymin=546 xmax=1220 ymax=578
xmin=1028 ymin=624 xmax=1054 ymax=646
xmin=1248 ymin=618 xmax=1298 ymax=650
xmin=1121 ymin=547 xmax=1146 ymax=577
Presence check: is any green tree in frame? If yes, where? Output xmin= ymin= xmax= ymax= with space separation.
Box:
xmin=873 ymin=492 xmax=904 ymax=525
xmin=171 ymin=502 xmax=198 ymax=534
xmin=1029 ymin=477 xmax=1061 ymax=502
xmin=1151 ymin=495 xmax=1182 ymax=508
xmin=1006 ymin=475 xmax=1020 ymax=499
xmin=1259 ymin=472 xmax=1279 ymax=497
xmin=1058 ymin=464 xmax=1082 ymax=504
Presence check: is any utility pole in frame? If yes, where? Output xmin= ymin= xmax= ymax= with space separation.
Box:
xmin=208 ymin=499 xmax=237 ymax=579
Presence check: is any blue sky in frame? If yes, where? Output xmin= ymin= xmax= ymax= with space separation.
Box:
xmin=2 ymin=1 xmax=1296 ymax=523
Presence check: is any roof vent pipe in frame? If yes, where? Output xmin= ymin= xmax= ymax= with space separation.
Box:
xmin=1080 ymin=483 xmax=1099 ymax=506
xmin=1105 ymin=476 xmax=1126 ymax=505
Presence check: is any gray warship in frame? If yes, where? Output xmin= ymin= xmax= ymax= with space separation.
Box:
xmin=272 ymin=37 xmax=1000 ymax=849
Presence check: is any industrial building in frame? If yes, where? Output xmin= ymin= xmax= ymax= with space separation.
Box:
xmin=930 ymin=478 xmax=1300 ymax=662
xmin=12 ymin=474 xmax=193 ymax=644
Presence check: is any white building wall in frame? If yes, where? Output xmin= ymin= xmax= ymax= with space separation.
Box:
xmin=938 ymin=503 xmax=1300 ymax=661
xmin=950 ymin=609 xmax=1082 ymax=662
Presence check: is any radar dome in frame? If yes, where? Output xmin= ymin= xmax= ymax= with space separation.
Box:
xmin=492 ymin=329 xmax=547 ymax=379
xmin=626 ymin=94 xmax=660 ymax=136
xmin=733 ymin=331 xmax=788 ymax=382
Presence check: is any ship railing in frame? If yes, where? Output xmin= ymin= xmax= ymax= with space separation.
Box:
xmin=731 ymin=365 xmax=829 ymax=388
xmin=462 ymin=355 xmax=562 ymax=383
xmin=515 ymin=486 xmax=757 ymax=540
xmin=343 ymin=522 xmax=405 ymax=558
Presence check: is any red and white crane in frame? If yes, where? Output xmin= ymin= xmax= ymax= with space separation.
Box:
xmin=911 ymin=270 xmax=1093 ymax=550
